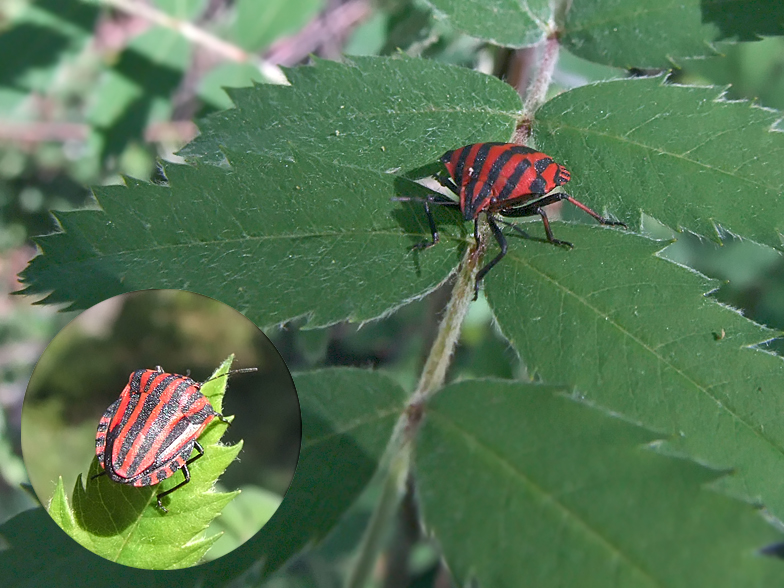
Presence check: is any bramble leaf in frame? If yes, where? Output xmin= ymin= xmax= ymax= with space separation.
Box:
xmin=562 ymin=0 xmax=784 ymax=69
xmin=19 ymin=57 xmax=521 ymax=327
xmin=418 ymin=379 xmax=784 ymax=587
xmin=419 ymin=0 xmax=550 ymax=49
xmin=534 ymin=77 xmax=784 ymax=251
xmin=486 ymin=223 xmax=784 ymax=522
xmin=180 ymin=55 xmax=521 ymax=167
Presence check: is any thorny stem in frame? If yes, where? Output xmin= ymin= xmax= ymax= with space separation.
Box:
xmin=99 ymin=0 xmax=288 ymax=84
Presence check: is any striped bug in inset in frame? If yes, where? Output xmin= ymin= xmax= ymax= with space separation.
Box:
xmin=93 ymin=365 xmax=256 ymax=512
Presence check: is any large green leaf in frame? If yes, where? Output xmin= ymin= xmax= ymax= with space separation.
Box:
xmin=19 ymin=58 xmax=523 ymax=326
xmin=562 ymin=0 xmax=784 ymax=69
xmin=46 ymin=357 xmax=242 ymax=570
xmin=180 ymin=55 xmax=522 ymax=168
xmin=0 ymin=368 xmax=406 ymax=586
xmin=420 ymin=0 xmax=549 ymax=48
xmin=17 ymin=150 xmax=464 ymax=327
xmin=484 ymin=223 xmax=784 ymax=521
xmin=534 ymin=77 xmax=784 ymax=251
xmin=417 ymin=379 xmax=783 ymax=587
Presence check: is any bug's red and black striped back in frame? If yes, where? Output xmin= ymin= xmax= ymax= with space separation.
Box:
xmin=440 ymin=143 xmax=572 ymax=221
xmin=96 ymin=368 xmax=219 ymax=486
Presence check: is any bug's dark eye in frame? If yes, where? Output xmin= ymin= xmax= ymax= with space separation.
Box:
xmin=555 ymin=165 xmax=571 ymax=186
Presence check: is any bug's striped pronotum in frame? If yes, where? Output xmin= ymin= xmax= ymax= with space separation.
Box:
xmin=93 ymin=365 xmax=256 ymax=512
xmin=395 ymin=143 xmax=626 ymax=297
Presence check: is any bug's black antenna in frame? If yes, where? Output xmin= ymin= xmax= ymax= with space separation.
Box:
xmin=202 ymin=367 xmax=258 ymax=385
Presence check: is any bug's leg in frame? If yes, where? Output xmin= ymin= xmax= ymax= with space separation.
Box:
xmin=497 ymin=218 xmax=533 ymax=240
xmin=558 ymin=193 xmax=627 ymax=228
xmin=155 ymin=443 xmax=205 ymax=512
xmin=434 ymin=173 xmax=460 ymax=196
xmin=216 ymin=413 xmax=231 ymax=426
xmin=416 ymin=199 xmax=439 ymax=249
xmin=536 ymin=207 xmax=574 ymax=249
xmin=474 ymin=214 xmax=508 ymax=300
xmin=392 ymin=194 xmax=458 ymax=249
xmin=91 ymin=471 xmax=107 ymax=480
xmin=185 ymin=441 xmax=205 ymax=465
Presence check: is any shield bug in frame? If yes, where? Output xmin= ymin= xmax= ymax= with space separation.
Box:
xmin=395 ymin=143 xmax=626 ymax=296
xmin=93 ymin=365 xmax=257 ymax=512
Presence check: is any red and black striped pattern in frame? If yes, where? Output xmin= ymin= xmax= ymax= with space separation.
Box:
xmin=95 ymin=367 xmax=221 ymax=488
xmin=440 ymin=142 xmax=571 ymax=221
xmin=394 ymin=142 xmax=625 ymax=298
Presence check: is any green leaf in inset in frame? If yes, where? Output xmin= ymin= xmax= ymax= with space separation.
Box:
xmin=0 ymin=368 xmax=406 ymax=585
xmin=232 ymin=0 xmax=324 ymax=51
xmin=417 ymin=379 xmax=783 ymax=588
xmin=485 ymin=223 xmax=784 ymax=521
xmin=180 ymin=56 xmax=522 ymax=168
xmin=421 ymin=0 xmax=549 ymax=48
xmin=46 ymin=357 xmax=242 ymax=570
xmin=562 ymin=0 xmax=784 ymax=69
xmin=534 ymin=77 xmax=784 ymax=250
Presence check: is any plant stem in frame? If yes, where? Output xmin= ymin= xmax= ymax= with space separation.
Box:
xmin=514 ymin=30 xmax=561 ymax=144
xmin=98 ymin=0 xmax=288 ymax=84
xmin=345 ymin=442 xmax=411 ymax=588
xmin=344 ymin=226 xmax=489 ymax=588
xmin=409 ymin=226 xmax=488 ymax=407
xmin=347 ymin=13 xmax=562 ymax=586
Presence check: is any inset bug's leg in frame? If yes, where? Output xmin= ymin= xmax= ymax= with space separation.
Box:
xmin=474 ymin=214 xmax=508 ymax=300
xmin=155 ymin=442 xmax=205 ymax=512
xmin=185 ymin=441 xmax=205 ymax=466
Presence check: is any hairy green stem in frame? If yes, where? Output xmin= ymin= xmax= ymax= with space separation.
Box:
xmin=345 ymin=442 xmax=411 ymax=588
xmin=344 ymin=226 xmax=490 ymax=587
xmin=410 ymin=226 xmax=489 ymax=407
xmin=515 ymin=31 xmax=561 ymax=144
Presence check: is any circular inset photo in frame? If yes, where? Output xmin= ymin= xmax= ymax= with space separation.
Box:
xmin=21 ymin=290 xmax=301 ymax=570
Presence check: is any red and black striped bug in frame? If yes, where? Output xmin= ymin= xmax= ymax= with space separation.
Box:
xmin=93 ymin=365 xmax=257 ymax=512
xmin=396 ymin=143 xmax=626 ymax=297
